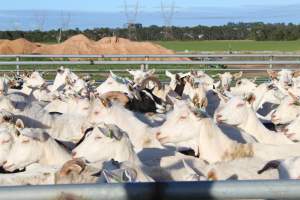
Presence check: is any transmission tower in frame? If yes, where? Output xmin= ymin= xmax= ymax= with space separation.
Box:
xmin=124 ymin=0 xmax=139 ymax=40
xmin=161 ymin=0 xmax=175 ymax=40
xmin=34 ymin=10 xmax=47 ymax=31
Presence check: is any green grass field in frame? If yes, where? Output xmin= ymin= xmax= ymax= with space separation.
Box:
xmin=157 ymin=40 xmax=300 ymax=52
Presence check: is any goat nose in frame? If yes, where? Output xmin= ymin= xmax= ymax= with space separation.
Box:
xmin=156 ymin=132 xmax=161 ymax=138
xmin=271 ymin=114 xmax=276 ymax=119
xmin=72 ymin=152 xmax=77 ymax=158
xmin=282 ymin=128 xmax=288 ymax=133
xmin=216 ymin=114 xmax=222 ymax=119
xmin=2 ymin=161 xmax=6 ymax=165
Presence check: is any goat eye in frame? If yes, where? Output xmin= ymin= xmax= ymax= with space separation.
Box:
xmin=15 ymin=131 xmax=20 ymax=137
xmin=236 ymin=103 xmax=245 ymax=108
xmin=95 ymin=136 xmax=102 ymax=140
xmin=94 ymin=111 xmax=99 ymax=115
xmin=1 ymin=139 xmax=10 ymax=144
xmin=179 ymin=116 xmax=187 ymax=120
xmin=293 ymin=101 xmax=300 ymax=106
xmin=22 ymin=140 xmax=30 ymax=144
xmin=83 ymin=107 xmax=89 ymax=110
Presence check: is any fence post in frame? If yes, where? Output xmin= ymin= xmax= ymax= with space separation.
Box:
xmin=16 ymin=56 xmax=20 ymax=76
xmin=269 ymin=55 xmax=273 ymax=69
xmin=145 ymin=56 xmax=149 ymax=70
xmin=141 ymin=56 xmax=149 ymax=71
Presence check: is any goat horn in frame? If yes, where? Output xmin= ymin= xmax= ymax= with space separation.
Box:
xmin=23 ymin=70 xmax=30 ymax=77
xmin=59 ymin=158 xmax=86 ymax=176
xmin=101 ymin=91 xmax=129 ymax=106
xmin=257 ymin=160 xmax=280 ymax=174
xmin=141 ymin=76 xmax=162 ymax=90
xmin=293 ymin=71 xmax=300 ymax=78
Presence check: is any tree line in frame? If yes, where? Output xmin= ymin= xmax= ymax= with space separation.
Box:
xmin=1 ymin=22 xmax=300 ymax=42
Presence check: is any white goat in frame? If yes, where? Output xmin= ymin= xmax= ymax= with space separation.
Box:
xmin=3 ymin=123 xmax=71 ymax=172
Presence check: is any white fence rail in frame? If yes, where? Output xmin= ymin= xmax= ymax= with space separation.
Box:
xmin=0 ymin=54 xmax=299 ymax=75
xmin=0 ymin=180 xmax=299 ymax=200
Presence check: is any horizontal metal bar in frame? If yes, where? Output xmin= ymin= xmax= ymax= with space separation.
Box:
xmin=1 ymin=60 xmax=300 ymax=65
xmin=0 ymin=54 xmax=300 ymax=58
xmin=0 ymin=68 xmax=295 ymax=73
xmin=0 ymin=180 xmax=299 ymax=200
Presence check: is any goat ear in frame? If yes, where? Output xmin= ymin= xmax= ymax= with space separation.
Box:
xmin=89 ymin=92 xmax=95 ymax=102
xmin=57 ymin=67 xmax=64 ymax=74
xmin=182 ymin=159 xmax=197 ymax=175
xmin=109 ymin=70 xmax=114 ymax=77
xmin=165 ymin=70 xmax=173 ymax=78
xmin=98 ymin=126 xmax=110 ymax=137
xmin=251 ymin=77 xmax=257 ymax=83
xmin=267 ymin=70 xmax=278 ymax=79
xmin=20 ymin=128 xmax=50 ymax=142
xmin=185 ymin=76 xmax=194 ymax=86
xmin=191 ymin=108 xmax=209 ymax=119
xmin=15 ymin=119 xmax=24 ymax=129
xmin=127 ymin=69 xmax=135 ymax=76
xmin=244 ymin=93 xmax=256 ymax=105
xmin=100 ymin=98 xmax=111 ymax=108
xmin=292 ymin=70 xmax=300 ymax=78
xmin=212 ymin=73 xmax=221 ymax=78
xmin=122 ymin=168 xmax=137 ymax=182
xmin=190 ymin=70 xmax=197 ymax=76
xmin=127 ymin=84 xmax=134 ymax=92
xmin=233 ymin=71 xmax=243 ymax=80
xmin=102 ymin=169 xmax=134 ymax=183
xmin=200 ymin=97 xmax=208 ymax=109
xmin=0 ymin=110 xmax=14 ymax=123
xmin=226 ymin=174 xmax=238 ymax=180
xmin=102 ymin=124 xmax=123 ymax=140
xmin=148 ymin=69 xmax=155 ymax=75
xmin=207 ymin=169 xmax=218 ymax=181
xmin=166 ymin=91 xmax=181 ymax=105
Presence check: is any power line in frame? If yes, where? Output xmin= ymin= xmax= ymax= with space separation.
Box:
xmin=161 ymin=0 xmax=175 ymax=40
xmin=124 ymin=0 xmax=139 ymax=40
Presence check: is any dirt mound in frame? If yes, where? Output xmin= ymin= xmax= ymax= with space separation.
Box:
xmin=97 ymin=37 xmax=131 ymax=45
xmin=34 ymin=34 xmax=98 ymax=55
xmin=94 ymin=36 xmax=185 ymax=60
xmin=0 ymin=38 xmax=38 ymax=54
xmin=0 ymin=34 xmax=187 ymax=60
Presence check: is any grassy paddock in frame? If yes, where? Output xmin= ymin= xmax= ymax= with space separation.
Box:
xmin=157 ymin=40 xmax=300 ymax=52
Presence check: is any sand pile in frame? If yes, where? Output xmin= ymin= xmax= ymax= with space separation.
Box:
xmin=33 ymin=34 xmax=98 ymax=55
xmin=95 ymin=37 xmax=176 ymax=55
xmin=0 ymin=34 xmax=187 ymax=60
xmin=0 ymin=38 xmax=38 ymax=54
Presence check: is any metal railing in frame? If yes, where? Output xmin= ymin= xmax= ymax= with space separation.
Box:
xmin=0 ymin=180 xmax=300 ymax=200
xmin=0 ymin=54 xmax=299 ymax=74
xmin=0 ymin=53 xmax=300 ymax=58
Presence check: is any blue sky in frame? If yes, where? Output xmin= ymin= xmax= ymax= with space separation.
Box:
xmin=0 ymin=0 xmax=300 ymax=30
xmin=2 ymin=0 xmax=300 ymax=11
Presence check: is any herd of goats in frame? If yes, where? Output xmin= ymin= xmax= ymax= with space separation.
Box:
xmin=0 ymin=66 xmax=299 ymax=184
